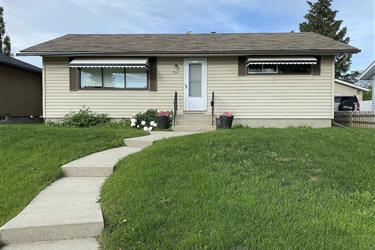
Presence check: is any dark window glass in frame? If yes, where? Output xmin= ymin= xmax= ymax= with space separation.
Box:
xmin=248 ymin=64 xmax=262 ymax=73
xmin=278 ymin=64 xmax=312 ymax=74
xmin=263 ymin=65 xmax=277 ymax=73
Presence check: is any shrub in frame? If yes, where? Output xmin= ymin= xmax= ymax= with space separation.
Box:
xmin=100 ymin=119 xmax=131 ymax=129
xmin=130 ymin=109 xmax=158 ymax=132
xmin=130 ymin=109 xmax=173 ymax=131
xmin=63 ymin=107 xmax=110 ymax=127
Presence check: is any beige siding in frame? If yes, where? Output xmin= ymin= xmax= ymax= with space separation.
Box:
xmin=334 ymin=82 xmax=363 ymax=101
xmin=207 ymin=56 xmax=334 ymax=119
xmin=44 ymin=56 xmax=334 ymax=120
xmin=44 ymin=57 xmax=183 ymax=118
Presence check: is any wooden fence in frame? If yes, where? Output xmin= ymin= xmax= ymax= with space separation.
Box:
xmin=334 ymin=111 xmax=375 ymax=128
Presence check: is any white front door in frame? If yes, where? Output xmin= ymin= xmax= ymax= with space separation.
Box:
xmin=184 ymin=59 xmax=207 ymax=111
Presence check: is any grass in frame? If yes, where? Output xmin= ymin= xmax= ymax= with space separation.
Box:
xmin=0 ymin=124 xmax=145 ymax=227
xmin=101 ymin=128 xmax=375 ymax=249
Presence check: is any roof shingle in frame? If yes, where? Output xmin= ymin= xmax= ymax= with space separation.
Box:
xmin=19 ymin=32 xmax=360 ymax=56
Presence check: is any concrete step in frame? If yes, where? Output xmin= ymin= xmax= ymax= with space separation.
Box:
xmin=124 ymin=131 xmax=196 ymax=148
xmin=0 ymin=178 xmax=105 ymax=244
xmin=62 ymin=147 xmax=142 ymax=177
xmin=176 ymin=114 xmax=212 ymax=123
xmin=1 ymin=238 xmax=99 ymax=250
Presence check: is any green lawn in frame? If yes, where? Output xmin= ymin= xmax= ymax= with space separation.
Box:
xmin=0 ymin=124 xmax=145 ymax=227
xmin=101 ymin=128 xmax=375 ymax=249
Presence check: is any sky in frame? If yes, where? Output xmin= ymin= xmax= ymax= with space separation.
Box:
xmin=1 ymin=0 xmax=374 ymax=71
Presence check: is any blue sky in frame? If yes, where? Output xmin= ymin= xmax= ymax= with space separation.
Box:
xmin=2 ymin=0 xmax=374 ymax=71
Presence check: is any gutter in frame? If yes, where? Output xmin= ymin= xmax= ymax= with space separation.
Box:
xmin=17 ymin=49 xmax=361 ymax=57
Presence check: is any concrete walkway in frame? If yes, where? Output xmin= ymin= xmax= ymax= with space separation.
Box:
xmin=0 ymin=131 xmax=195 ymax=249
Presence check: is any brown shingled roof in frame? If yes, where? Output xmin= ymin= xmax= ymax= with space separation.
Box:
xmin=19 ymin=32 xmax=360 ymax=56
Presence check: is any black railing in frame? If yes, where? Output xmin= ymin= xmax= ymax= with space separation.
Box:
xmin=210 ymin=91 xmax=215 ymax=125
xmin=173 ymin=91 xmax=178 ymax=126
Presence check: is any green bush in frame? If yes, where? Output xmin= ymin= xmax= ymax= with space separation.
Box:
xmin=133 ymin=109 xmax=158 ymax=125
xmin=100 ymin=119 xmax=131 ymax=129
xmin=63 ymin=107 xmax=110 ymax=127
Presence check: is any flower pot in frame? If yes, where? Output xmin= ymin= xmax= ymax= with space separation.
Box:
xmin=155 ymin=116 xmax=170 ymax=129
xmin=215 ymin=118 xmax=222 ymax=129
xmin=219 ymin=115 xmax=233 ymax=129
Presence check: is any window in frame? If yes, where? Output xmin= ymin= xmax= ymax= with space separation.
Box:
xmin=247 ymin=64 xmax=312 ymax=75
xmin=103 ymin=68 xmax=125 ymax=88
xmin=248 ymin=64 xmax=278 ymax=74
xmin=278 ymin=64 xmax=312 ymax=74
xmin=79 ymin=68 xmax=148 ymax=89
xmin=126 ymin=68 xmax=148 ymax=89
xmin=81 ymin=68 xmax=102 ymax=88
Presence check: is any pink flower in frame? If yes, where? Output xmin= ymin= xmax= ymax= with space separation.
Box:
xmin=158 ymin=111 xmax=170 ymax=117
xmin=223 ymin=112 xmax=233 ymax=117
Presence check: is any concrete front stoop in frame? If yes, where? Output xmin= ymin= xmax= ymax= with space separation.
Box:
xmin=0 ymin=131 xmax=196 ymax=249
xmin=173 ymin=113 xmax=215 ymax=132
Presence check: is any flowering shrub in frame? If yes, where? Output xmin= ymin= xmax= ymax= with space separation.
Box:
xmin=130 ymin=109 xmax=173 ymax=131
xmin=222 ymin=112 xmax=234 ymax=117
xmin=130 ymin=109 xmax=158 ymax=132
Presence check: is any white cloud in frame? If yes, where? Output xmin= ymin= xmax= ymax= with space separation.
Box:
xmin=1 ymin=0 xmax=374 ymax=70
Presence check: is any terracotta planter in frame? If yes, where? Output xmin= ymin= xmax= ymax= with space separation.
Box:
xmin=219 ymin=115 xmax=234 ymax=129
xmin=155 ymin=116 xmax=169 ymax=129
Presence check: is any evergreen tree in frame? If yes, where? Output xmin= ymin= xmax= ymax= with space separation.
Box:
xmin=3 ymin=35 xmax=10 ymax=55
xmin=299 ymin=0 xmax=351 ymax=77
xmin=0 ymin=6 xmax=11 ymax=56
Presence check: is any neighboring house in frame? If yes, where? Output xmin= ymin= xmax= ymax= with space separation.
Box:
xmin=18 ymin=32 xmax=360 ymax=128
xmin=358 ymin=60 xmax=375 ymax=111
xmin=0 ymin=54 xmax=42 ymax=123
xmin=334 ymin=79 xmax=368 ymax=101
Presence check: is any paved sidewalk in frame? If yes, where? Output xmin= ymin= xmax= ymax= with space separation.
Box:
xmin=0 ymin=131 xmax=196 ymax=249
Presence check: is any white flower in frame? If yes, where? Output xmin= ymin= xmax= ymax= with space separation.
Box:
xmin=137 ymin=125 xmax=140 ymax=128
xmin=141 ymin=121 xmax=146 ymax=125
xmin=131 ymin=122 xmax=136 ymax=127
xmin=153 ymin=123 xmax=158 ymax=127
xmin=150 ymin=121 xmax=155 ymax=126
xmin=130 ymin=118 xmax=137 ymax=123
xmin=143 ymin=126 xmax=149 ymax=131
xmin=144 ymin=109 xmax=148 ymax=112
xmin=149 ymin=127 xmax=153 ymax=131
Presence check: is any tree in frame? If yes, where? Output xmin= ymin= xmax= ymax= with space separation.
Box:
xmin=0 ymin=6 xmax=11 ymax=56
xmin=299 ymin=0 xmax=351 ymax=77
xmin=341 ymin=70 xmax=361 ymax=84
xmin=3 ymin=35 xmax=10 ymax=55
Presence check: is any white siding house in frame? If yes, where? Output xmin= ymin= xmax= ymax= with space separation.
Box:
xmin=19 ymin=32 xmax=361 ymax=128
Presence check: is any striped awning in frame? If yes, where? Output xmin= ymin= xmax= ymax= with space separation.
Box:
xmin=69 ymin=58 xmax=149 ymax=68
xmin=247 ymin=57 xmax=318 ymax=65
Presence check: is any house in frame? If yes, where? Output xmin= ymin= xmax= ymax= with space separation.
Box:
xmin=358 ymin=60 xmax=375 ymax=111
xmin=334 ymin=79 xmax=368 ymax=101
xmin=0 ymin=54 xmax=42 ymax=123
xmin=18 ymin=32 xmax=360 ymax=128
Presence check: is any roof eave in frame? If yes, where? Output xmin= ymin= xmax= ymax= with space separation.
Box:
xmin=17 ymin=49 xmax=360 ymax=57
xmin=358 ymin=60 xmax=375 ymax=80
xmin=335 ymin=79 xmax=369 ymax=92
